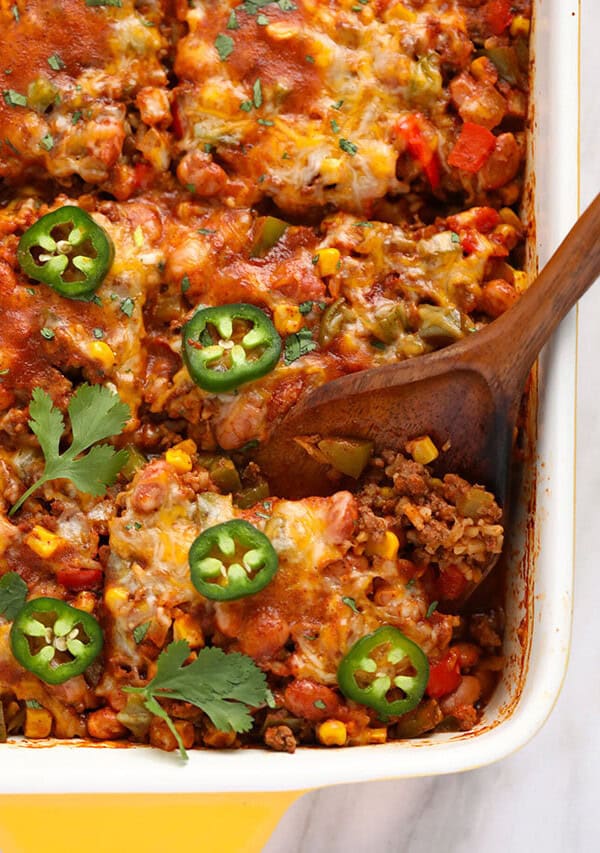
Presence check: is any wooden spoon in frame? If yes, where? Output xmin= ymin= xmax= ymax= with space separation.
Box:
xmin=257 ymin=194 xmax=600 ymax=589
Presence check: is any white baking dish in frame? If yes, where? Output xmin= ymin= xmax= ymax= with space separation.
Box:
xmin=0 ymin=0 xmax=580 ymax=796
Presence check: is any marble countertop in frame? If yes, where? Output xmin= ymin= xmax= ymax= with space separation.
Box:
xmin=265 ymin=5 xmax=600 ymax=852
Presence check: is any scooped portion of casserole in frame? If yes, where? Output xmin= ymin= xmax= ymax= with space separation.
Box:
xmin=1 ymin=434 xmax=504 ymax=753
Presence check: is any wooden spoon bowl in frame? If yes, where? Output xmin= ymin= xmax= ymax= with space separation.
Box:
xmin=257 ymin=195 xmax=600 ymax=593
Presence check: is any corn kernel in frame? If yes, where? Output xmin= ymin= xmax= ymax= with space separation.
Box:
xmin=366 ymin=728 xmax=388 ymax=745
xmin=173 ymin=613 xmax=205 ymax=649
xmin=105 ymin=585 xmax=129 ymax=611
xmin=25 ymin=526 xmax=62 ymax=559
xmin=88 ymin=341 xmax=115 ymax=370
xmin=319 ymin=157 xmax=344 ymax=185
xmin=513 ymin=269 xmax=528 ymax=293
xmin=317 ymin=720 xmax=347 ymax=746
xmin=510 ymin=15 xmax=530 ymax=37
xmin=366 ymin=530 xmax=399 ymax=561
xmin=73 ymin=591 xmax=96 ymax=613
xmin=265 ymin=21 xmax=299 ymax=41
xmin=165 ymin=448 xmax=193 ymax=473
xmin=24 ymin=708 xmax=53 ymax=739
xmin=386 ymin=4 xmax=417 ymax=23
xmin=406 ymin=435 xmax=439 ymax=465
xmin=315 ymin=248 xmax=341 ymax=277
xmin=273 ymin=303 xmax=303 ymax=335
xmin=470 ymin=56 xmax=492 ymax=81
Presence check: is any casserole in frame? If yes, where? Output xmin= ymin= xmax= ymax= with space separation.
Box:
xmin=0 ymin=1 xmax=580 ymax=845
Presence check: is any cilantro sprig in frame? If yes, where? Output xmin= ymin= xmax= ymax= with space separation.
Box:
xmin=9 ymin=384 xmax=130 ymax=516
xmin=124 ymin=640 xmax=269 ymax=759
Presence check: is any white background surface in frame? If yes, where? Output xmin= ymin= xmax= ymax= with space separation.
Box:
xmin=265 ymin=3 xmax=600 ymax=851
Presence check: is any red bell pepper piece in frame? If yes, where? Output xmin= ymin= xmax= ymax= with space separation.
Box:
xmin=485 ymin=0 xmax=513 ymax=36
xmin=437 ymin=564 xmax=468 ymax=601
xmin=426 ymin=649 xmax=462 ymax=698
xmin=396 ymin=114 xmax=441 ymax=190
xmin=57 ymin=568 xmax=103 ymax=591
xmin=448 ymin=122 xmax=497 ymax=173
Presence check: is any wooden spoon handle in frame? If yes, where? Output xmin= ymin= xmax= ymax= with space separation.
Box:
xmin=476 ymin=193 xmax=600 ymax=394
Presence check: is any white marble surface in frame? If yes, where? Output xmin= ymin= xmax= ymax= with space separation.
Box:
xmin=265 ymin=4 xmax=600 ymax=851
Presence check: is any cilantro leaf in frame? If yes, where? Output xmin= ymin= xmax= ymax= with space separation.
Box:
xmin=9 ymin=384 xmax=130 ymax=516
xmin=0 ymin=572 xmax=28 ymax=621
xmin=253 ymin=78 xmax=263 ymax=109
xmin=124 ymin=640 xmax=269 ymax=759
xmin=68 ymin=383 xmax=129 ymax=452
xmin=133 ymin=621 xmax=151 ymax=645
xmin=339 ymin=138 xmax=358 ymax=156
xmin=283 ymin=328 xmax=318 ymax=365
xmin=426 ymin=600 xmax=439 ymax=618
xmin=215 ymin=34 xmax=234 ymax=62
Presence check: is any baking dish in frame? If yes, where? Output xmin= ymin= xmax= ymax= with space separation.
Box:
xmin=0 ymin=0 xmax=580 ymax=845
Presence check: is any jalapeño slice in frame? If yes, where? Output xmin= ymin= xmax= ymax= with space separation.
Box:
xmin=189 ymin=519 xmax=278 ymax=601
xmin=337 ymin=626 xmax=429 ymax=718
xmin=183 ymin=303 xmax=281 ymax=393
xmin=17 ymin=206 xmax=114 ymax=299
xmin=10 ymin=597 xmax=103 ymax=685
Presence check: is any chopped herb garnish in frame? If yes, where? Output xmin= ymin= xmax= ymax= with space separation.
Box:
xmin=47 ymin=53 xmax=65 ymax=71
xmin=203 ymin=143 xmax=214 ymax=153
xmin=451 ymin=232 xmax=461 ymax=244
xmin=3 ymin=89 xmax=27 ymax=107
xmin=133 ymin=621 xmax=151 ymax=645
xmin=26 ymin=287 xmax=36 ymax=296
xmin=240 ymin=439 xmax=260 ymax=452
xmin=278 ymin=0 xmax=296 ymax=9
xmin=283 ymin=327 xmax=317 ymax=365
xmin=215 ymin=33 xmax=235 ymax=61
xmin=0 ymin=368 xmax=9 ymax=376
xmin=186 ymin=183 xmax=196 ymax=193
xmin=256 ymin=13 xmax=269 ymax=24
xmin=354 ymin=221 xmax=374 ymax=228
xmin=227 ymin=10 xmax=239 ymax=29
xmin=253 ymin=78 xmax=263 ymax=109
xmin=181 ymin=275 xmax=191 ymax=293
xmin=257 ymin=174 xmax=265 ymax=183
xmin=405 ymin=578 xmax=416 ymax=589
xmin=339 ymin=138 xmax=358 ymax=156
xmin=352 ymin=4 xmax=363 ymax=10
xmin=426 ymin=600 xmax=439 ymax=618
xmin=0 ymin=572 xmax=28 ymax=621
xmin=342 ymin=596 xmax=360 ymax=614
xmin=257 ymin=118 xmax=274 ymax=126
xmin=91 ymin=295 xmax=102 ymax=306
xmin=11 ymin=4 xmax=19 ymax=22
xmin=313 ymin=699 xmax=326 ymax=710
xmin=26 ymin=699 xmax=43 ymax=709
xmin=240 ymin=100 xmax=253 ymax=112
xmin=197 ymin=227 xmax=215 ymax=235
xmin=40 ymin=133 xmax=54 ymax=151
xmin=371 ymin=339 xmax=385 ymax=350
xmin=93 ymin=328 xmax=104 ymax=339
xmin=40 ymin=327 xmax=55 ymax=340
xmin=330 ymin=118 xmax=340 ymax=134
xmin=85 ymin=0 xmax=123 ymax=6
xmin=282 ymin=151 xmax=290 ymax=159
xmin=311 ymin=255 xmax=319 ymax=265
xmin=332 ymin=99 xmax=344 ymax=110
xmin=72 ymin=110 xmax=82 ymax=124
xmin=298 ymin=301 xmax=313 ymax=314
xmin=120 ymin=297 xmax=135 ymax=317
xmin=305 ymin=55 xmax=315 ymax=63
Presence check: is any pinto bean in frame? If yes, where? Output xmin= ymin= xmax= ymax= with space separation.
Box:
xmin=479 ymin=279 xmax=518 ymax=317
xmin=439 ymin=675 xmax=482 ymax=716
xmin=86 ymin=708 xmax=128 ymax=740
xmin=283 ymin=679 xmax=342 ymax=721
xmin=177 ymin=151 xmax=228 ymax=198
